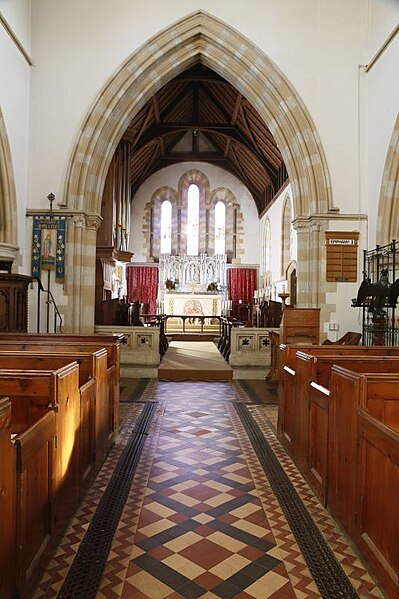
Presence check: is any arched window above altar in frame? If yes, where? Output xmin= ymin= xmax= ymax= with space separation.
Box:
xmin=160 ymin=200 xmax=172 ymax=254
xmin=214 ymin=201 xmax=226 ymax=255
xmin=187 ymin=183 xmax=199 ymax=255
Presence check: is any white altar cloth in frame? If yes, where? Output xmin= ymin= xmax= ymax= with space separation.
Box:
xmin=165 ymin=293 xmax=223 ymax=316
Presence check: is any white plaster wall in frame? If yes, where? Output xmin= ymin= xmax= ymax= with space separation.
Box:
xmin=0 ymin=0 xmax=31 ymax=265
xmin=324 ymin=218 xmax=369 ymax=341
xmin=27 ymin=0 xmax=397 ymax=222
xmin=130 ymin=162 xmax=259 ymax=265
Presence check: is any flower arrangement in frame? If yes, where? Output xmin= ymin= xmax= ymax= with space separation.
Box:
xmin=207 ymin=281 xmax=219 ymax=292
xmin=165 ymin=278 xmax=176 ymax=290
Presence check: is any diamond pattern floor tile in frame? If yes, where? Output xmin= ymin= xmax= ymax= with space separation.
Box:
xmin=32 ymin=380 xmax=385 ymax=599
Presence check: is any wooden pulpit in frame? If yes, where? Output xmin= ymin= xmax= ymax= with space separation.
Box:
xmin=0 ymin=274 xmax=32 ymax=332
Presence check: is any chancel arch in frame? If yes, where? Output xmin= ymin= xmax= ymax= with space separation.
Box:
xmin=62 ymin=10 xmax=332 ymax=330
xmin=377 ymin=113 xmax=399 ymax=245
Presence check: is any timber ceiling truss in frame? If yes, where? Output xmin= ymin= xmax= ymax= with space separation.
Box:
xmin=123 ymin=64 xmax=288 ymax=215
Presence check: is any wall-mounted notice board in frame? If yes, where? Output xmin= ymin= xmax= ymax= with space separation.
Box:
xmin=325 ymin=231 xmax=359 ymax=282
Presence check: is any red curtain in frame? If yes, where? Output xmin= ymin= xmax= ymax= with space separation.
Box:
xmin=228 ymin=268 xmax=257 ymax=315
xmin=126 ymin=266 xmax=158 ymax=314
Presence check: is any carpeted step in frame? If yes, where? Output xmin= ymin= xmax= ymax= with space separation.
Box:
xmin=158 ymin=341 xmax=232 ymax=381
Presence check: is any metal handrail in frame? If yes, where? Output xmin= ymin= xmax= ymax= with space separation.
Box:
xmin=35 ymin=277 xmax=63 ymax=333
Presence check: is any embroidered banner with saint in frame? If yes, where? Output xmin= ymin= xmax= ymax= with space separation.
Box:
xmin=31 ymin=215 xmax=66 ymax=282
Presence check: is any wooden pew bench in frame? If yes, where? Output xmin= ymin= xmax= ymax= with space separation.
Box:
xmin=0 ymin=340 xmax=119 ymax=447
xmin=0 ymin=364 xmax=81 ymax=598
xmin=0 ymin=332 xmax=122 ymax=423
xmin=278 ymin=347 xmax=399 ymax=501
xmin=277 ymin=343 xmax=399 ymax=445
xmin=278 ymin=346 xmax=399 ymax=599
xmin=0 ymin=349 xmax=109 ymax=475
xmin=277 ymin=342 xmax=399 ymax=385
xmin=0 ymin=397 xmax=16 ymax=599
xmin=329 ymin=367 xmax=399 ymax=599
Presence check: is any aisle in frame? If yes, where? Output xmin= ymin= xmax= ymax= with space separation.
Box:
xmin=33 ymin=381 xmax=383 ymax=599
xmin=158 ymin=341 xmax=233 ymax=381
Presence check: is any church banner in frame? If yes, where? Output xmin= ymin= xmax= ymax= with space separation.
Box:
xmin=31 ymin=215 xmax=66 ymax=282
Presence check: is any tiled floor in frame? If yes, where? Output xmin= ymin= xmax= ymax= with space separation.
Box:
xmin=33 ymin=380 xmax=383 ymax=599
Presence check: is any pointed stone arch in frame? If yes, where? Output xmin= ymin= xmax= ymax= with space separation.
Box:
xmin=377 ymin=114 xmax=399 ymax=245
xmin=64 ymin=10 xmax=332 ymax=219
xmin=0 ymin=106 xmax=18 ymax=264
xmin=62 ymin=10 xmax=333 ymax=329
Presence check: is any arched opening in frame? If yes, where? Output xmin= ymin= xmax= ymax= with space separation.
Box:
xmin=186 ymin=184 xmax=200 ymax=255
xmin=63 ymin=10 xmax=332 ymax=330
xmin=0 ymin=106 xmax=18 ymax=266
xmin=377 ymin=113 xmax=399 ymax=245
xmin=214 ymin=201 xmax=226 ymax=256
xmin=160 ymin=200 xmax=172 ymax=255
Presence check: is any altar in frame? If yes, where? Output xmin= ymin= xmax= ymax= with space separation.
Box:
xmin=165 ymin=292 xmax=223 ymax=316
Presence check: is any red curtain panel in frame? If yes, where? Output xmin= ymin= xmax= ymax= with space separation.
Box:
xmin=126 ymin=266 xmax=159 ymax=314
xmin=228 ymin=268 xmax=257 ymax=315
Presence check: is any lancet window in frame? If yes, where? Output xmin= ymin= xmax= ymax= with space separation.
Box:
xmin=160 ymin=200 xmax=172 ymax=255
xmin=147 ymin=169 xmax=241 ymax=263
xmin=214 ymin=200 xmax=226 ymax=255
xmin=186 ymin=184 xmax=200 ymax=255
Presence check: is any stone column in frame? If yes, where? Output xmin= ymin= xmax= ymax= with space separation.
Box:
xmin=64 ymin=213 xmax=102 ymax=333
xmin=292 ymin=216 xmax=327 ymax=309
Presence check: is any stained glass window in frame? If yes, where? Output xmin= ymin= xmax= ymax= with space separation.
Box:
xmin=160 ymin=200 xmax=172 ymax=254
xmin=187 ymin=184 xmax=199 ymax=255
xmin=214 ymin=200 xmax=226 ymax=255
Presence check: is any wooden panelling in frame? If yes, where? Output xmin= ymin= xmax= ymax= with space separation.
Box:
xmin=325 ymin=231 xmax=359 ymax=283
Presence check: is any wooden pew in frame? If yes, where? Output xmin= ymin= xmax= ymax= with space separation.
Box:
xmin=0 ymin=339 xmax=120 ymax=448
xmin=14 ymin=407 xmax=57 ymax=596
xmin=330 ymin=367 xmax=399 ymax=599
xmin=278 ymin=346 xmax=399 ymax=503
xmin=0 ymin=332 xmax=122 ymax=429
xmin=0 ymin=392 xmax=57 ymax=598
xmin=0 ymin=343 xmax=119 ymax=598
xmin=278 ymin=342 xmax=399 ymax=385
xmin=0 ymin=364 xmax=81 ymax=533
xmin=278 ymin=347 xmax=399 ymax=598
xmin=0 ymin=397 xmax=16 ymax=599
xmin=278 ymin=344 xmax=399 ymax=441
xmin=0 ymin=349 xmax=109 ymax=476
